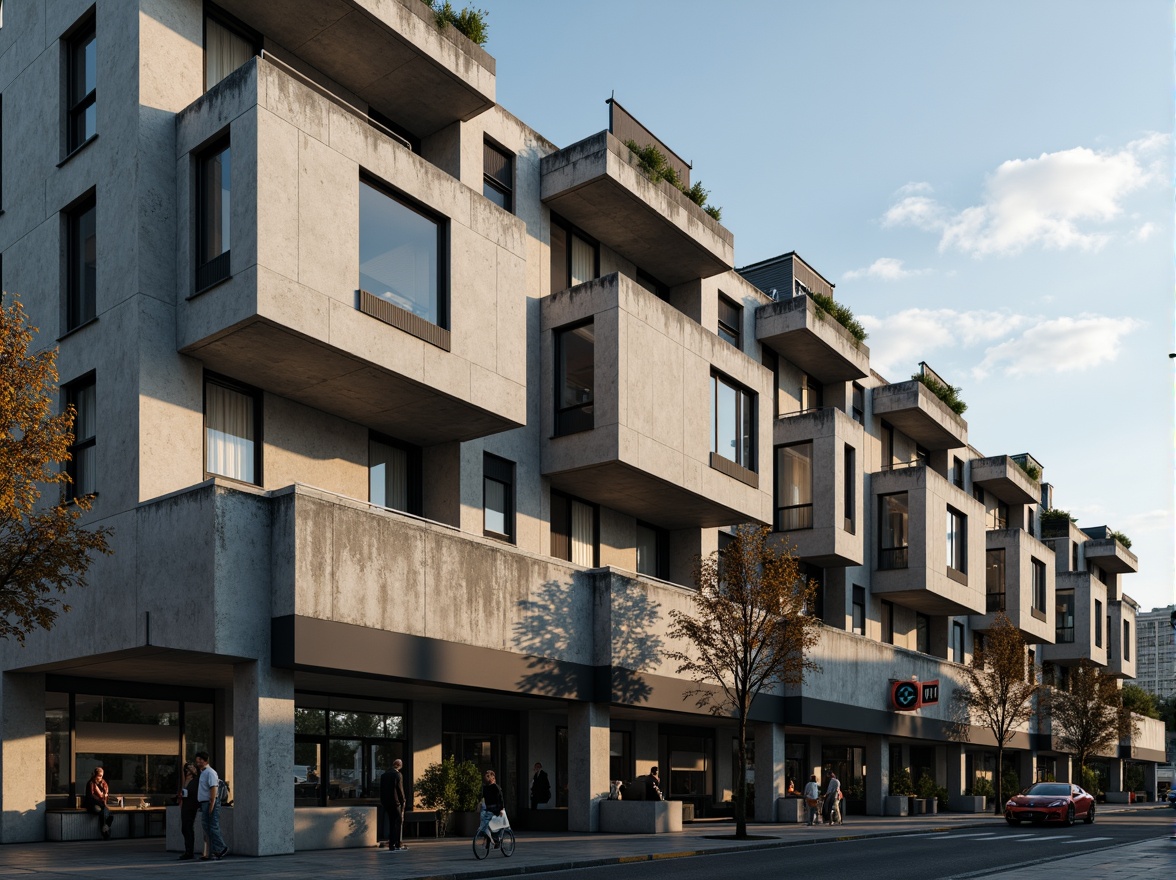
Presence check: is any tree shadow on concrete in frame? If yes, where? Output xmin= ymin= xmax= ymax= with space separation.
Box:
xmin=512 ymin=574 xmax=664 ymax=706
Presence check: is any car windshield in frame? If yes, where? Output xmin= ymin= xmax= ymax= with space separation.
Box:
xmin=1026 ymin=783 xmax=1070 ymax=797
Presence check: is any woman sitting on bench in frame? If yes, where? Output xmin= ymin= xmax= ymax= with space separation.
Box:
xmin=84 ymin=767 xmax=113 ymax=840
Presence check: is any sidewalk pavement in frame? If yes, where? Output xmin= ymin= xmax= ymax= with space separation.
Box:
xmin=0 ymin=803 xmax=1170 ymax=879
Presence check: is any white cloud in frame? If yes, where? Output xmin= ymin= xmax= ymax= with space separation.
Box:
xmin=972 ymin=314 xmax=1141 ymax=378
xmin=859 ymin=309 xmax=1140 ymax=381
xmin=859 ymin=308 xmax=1025 ymax=378
xmin=1135 ymin=222 xmax=1156 ymax=241
xmin=881 ymin=136 xmax=1168 ymax=257
xmin=842 ymin=257 xmax=931 ymax=281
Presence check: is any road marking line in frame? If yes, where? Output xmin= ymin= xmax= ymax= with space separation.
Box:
xmin=1060 ymin=836 xmax=1114 ymax=844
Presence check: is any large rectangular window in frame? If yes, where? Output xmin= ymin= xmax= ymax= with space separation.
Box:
xmin=1055 ymin=590 xmax=1075 ymax=644
xmin=1094 ymin=599 xmax=1103 ymax=647
xmin=66 ymin=194 xmax=97 ymax=330
xmin=717 ymin=294 xmax=741 ymax=349
xmin=775 ymin=442 xmax=812 ymax=530
xmin=878 ymin=493 xmax=908 ymax=570
xmin=551 ymin=492 xmax=596 ymax=567
xmin=483 ymin=453 xmax=515 ymax=543
xmin=555 ymin=321 xmax=594 ymax=435
xmin=710 ymin=373 xmax=755 ymax=471
xmin=843 ymin=445 xmax=855 ymax=534
xmin=1031 ymin=558 xmax=1047 ymax=615
xmin=196 ymin=137 xmax=231 ymax=292
xmin=635 ymin=521 xmax=668 ymax=580
xmin=1123 ymin=620 xmax=1130 ymax=661
xmin=549 ymin=218 xmax=598 ymax=292
xmin=65 ymin=374 xmax=96 ymax=499
xmin=881 ymin=599 xmax=894 ymax=645
xmin=66 ymin=17 xmax=96 ymax=153
xmin=483 ymin=140 xmax=513 ymax=212
xmin=851 ymin=383 xmax=864 ymax=424
xmin=204 ymin=12 xmax=256 ymax=92
xmin=986 ymin=548 xmax=1006 ymax=612
xmin=952 ymin=620 xmax=965 ymax=663
xmin=359 ymin=179 xmax=445 ymax=328
xmin=851 ymin=585 xmax=865 ymax=636
xmin=946 ymin=507 xmax=967 ymax=575
xmin=204 ymin=376 xmax=259 ymax=484
xmin=369 ymin=434 xmax=421 ymax=515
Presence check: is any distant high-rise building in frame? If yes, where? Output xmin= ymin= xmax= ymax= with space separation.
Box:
xmin=1135 ymin=605 xmax=1176 ymax=700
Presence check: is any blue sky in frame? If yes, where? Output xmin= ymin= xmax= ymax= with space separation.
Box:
xmin=482 ymin=0 xmax=1174 ymax=613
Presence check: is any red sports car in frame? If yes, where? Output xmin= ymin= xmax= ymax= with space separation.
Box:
xmin=1005 ymin=782 xmax=1095 ymax=826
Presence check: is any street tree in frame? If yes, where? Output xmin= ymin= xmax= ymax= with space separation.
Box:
xmin=0 ymin=297 xmax=111 ymax=643
xmin=950 ymin=613 xmax=1037 ymax=814
xmin=1048 ymin=659 xmax=1137 ymax=774
xmin=667 ymin=523 xmax=821 ymax=838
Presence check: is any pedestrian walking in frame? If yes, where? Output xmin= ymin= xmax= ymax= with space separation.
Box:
xmin=194 ymin=752 xmax=229 ymax=861
xmin=804 ymin=774 xmax=822 ymax=825
xmin=381 ymin=759 xmax=408 ymax=851
xmin=529 ymin=762 xmax=551 ymax=810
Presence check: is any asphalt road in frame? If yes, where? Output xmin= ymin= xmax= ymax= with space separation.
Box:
xmin=523 ymin=811 xmax=1174 ymax=880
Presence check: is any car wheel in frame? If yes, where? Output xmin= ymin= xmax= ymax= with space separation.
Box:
xmin=1065 ymin=804 xmax=1075 ymax=826
xmin=1084 ymin=804 xmax=1095 ymax=824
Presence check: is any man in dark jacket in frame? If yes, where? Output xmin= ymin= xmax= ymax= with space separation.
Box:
xmin=529 ymin=762 xmax=551 ymax=810
xmin=380 ymin=759 xmax=407 ymax=851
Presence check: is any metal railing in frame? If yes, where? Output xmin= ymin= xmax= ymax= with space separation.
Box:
xmin=878 ymin=547 xmax=908 ymax=570
xmin=776 ymin=503 xmax=813 ymax=531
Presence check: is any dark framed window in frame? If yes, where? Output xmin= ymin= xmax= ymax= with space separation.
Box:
xmin=916 ymin=613 xmax=930 ymax=654
xmin=717 ymin=531 xmax=734 ymax=585
xmin=775 ymin=442 xmax=812 ymax=530
xmin=66 ymin=16 xmax=96 ymax=153
xmin=1094 ymin=599 xmax=1103 ymax=647
xmin=1031 ymin=558 xmax=1047 ymax=614
xmin=369 ymin=433 xmax=422 ymax=516
xmin=359 ymin=177 xmax=447 ymax=328
xmin=549 ymin=216 xmax=598 ymax=293
xmin=881 ymin=599 xmax=894 ymax=645
xmin=843 ymin=445 xmax=855 ymax=534
xmin=195 ymin=136 xmax=231 ymax=292
xmin=483 ymin=453 xmax=515 ymax=542
xmin=952 ymin=620 xmax=965 ymax=663
xmin=203 ymin=374 xmax=260 ymax=485
xmin=555 ymin=321 xmax=594 ymax=436
xmin=952 ymin=457 xmax=965 ymax=489
xmin=1106 ymin=612 xmax=1113 ymax=657
xmin=915 ymin=444 xmax=930 ymax=466
xmin=1055 ymin=590 xmax=1075 ymax=644
xmin=986 ymin=548 xmax=1006 ymax=612
xmin=986 ymin=498 xmax=1009 ymax=530
xmin=65 ymin=373 xmax=96 ymax=499
xmin=801 ymin=374 xmax=822 ymax=411
xmin=483 ymin=140 xmax=513 ymax=212
xmin=635 ymin=521 xmax=668 ymax=580
xmin=204 ymin=8 xmax=258 ymax=92
xmin=1123 ymin=620 xmax=1130 ymax=661
xmin=851 ymin=586 xmax=865 ymax=636
xmin=710 ymin=372 xmax=755 ymax=471
xmin=851 ymin=383 xmax=864 ymax=424
xmin=635 ymin=269 xmax=669 ymax=301
xmin=946 ymin=507 xmax=967 ymax=574
xmin=66 ymin=193 xmax=97 ymax=330
xmin=551 ymin=491 xmax=597 ymax=567
xmin=293 ymin=705 xmax=405 ymax=807
xmin=878 ymin=492 xmax=908 ymax=570
xmin=1071 ymin=542 xmax=1079 ymax=572
xmin=717 ymin=293 xmax=741 ymax=348
xmin=881 ymin=422 xmax=894 ymax=469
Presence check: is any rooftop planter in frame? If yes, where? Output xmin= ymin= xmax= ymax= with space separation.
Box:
xmin=810 ymin=291 xmax=868 ymax=345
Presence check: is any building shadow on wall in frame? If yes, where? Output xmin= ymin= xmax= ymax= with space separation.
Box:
xmin=512 ymin=576 xmax=664 ymax=706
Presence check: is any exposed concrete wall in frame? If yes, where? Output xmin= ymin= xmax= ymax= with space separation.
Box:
xmin=0 ymin=673 xmax=47 ymax=842
xmin=232 ymin=661 xmax=296 ymax=856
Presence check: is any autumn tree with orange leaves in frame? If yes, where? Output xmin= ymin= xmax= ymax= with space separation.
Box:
xmin=0 ymin=297 xmax=111 ymax=643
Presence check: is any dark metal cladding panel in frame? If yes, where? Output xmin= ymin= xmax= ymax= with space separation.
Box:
xmin=608 ymin=98 xmax=691 ymax=187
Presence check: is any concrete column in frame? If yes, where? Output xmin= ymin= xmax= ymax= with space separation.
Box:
xmin=866 ymin=734 xmax=888 ymax=816
xmin=1105 ymin=757 xmax=1124 ymax=793
xmin=413 ymin=702 xmax=442 ymax=808
xmin=1017 ymin=751 xmax=1036 ymax=788
xmin=753 ymin=723 xmax=786 ymax=823
xmin=232 ymin=661 xmax=295 ymax=856
xmin=946 ymin=745 xmax=965 ymax=803
xmin=1143 ymin=763 xmax=1158 ymax=800
xmin=567 ymin=702 xmax=609 ymax=832
xmin=0 ymin=673 xmax=46 ymax=842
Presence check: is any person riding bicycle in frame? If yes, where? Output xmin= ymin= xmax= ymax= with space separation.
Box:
xmin=477 ymin=770 xmax=506 ymax=848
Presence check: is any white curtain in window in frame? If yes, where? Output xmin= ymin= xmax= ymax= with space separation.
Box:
xmin=370 ymin=441 xmax=408 ymax=511
xmin=205 ymin=382 xmax=254 ymax=483
xmin=570 ymin=499 xmax=594 ymax=567
xmin=205 ymin=17 xmax=254 ymax=92
xmin=570 ymin=234 xmax=595 ymax=286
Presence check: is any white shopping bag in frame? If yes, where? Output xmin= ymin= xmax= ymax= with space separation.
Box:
xmin=487 ymin=809 xmax=509 ymax=832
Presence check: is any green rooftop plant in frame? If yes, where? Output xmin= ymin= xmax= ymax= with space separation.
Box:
xmin=1041 ymin=508 xmax=1076 ymax=525
xmin=623 ymin=138 xmax=722 ymax=222
xmin=913 ymin=372 xmax=966 ymax=415
xmin=429 ymin=1 xmax=489 ymax=45
xmin=810 ymin=290 xmax=868 ymax=345
xmin=1109 ymin=529 xmax=1132 ymax=549
xmin=1014 ymin=459 xmax=1041 ymax=482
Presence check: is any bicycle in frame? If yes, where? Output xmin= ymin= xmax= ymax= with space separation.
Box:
xmin=472 ymin=808 xmax=514 ymax=859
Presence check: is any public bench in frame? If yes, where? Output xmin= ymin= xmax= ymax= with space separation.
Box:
xmin=47 ymin=806 xmax=167 ymax=841
xmin=599 ymin=800 xmax=682 ymax=833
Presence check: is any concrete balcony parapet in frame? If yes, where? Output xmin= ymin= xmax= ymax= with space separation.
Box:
xmin=1038 ymin=571 xmax=1109 ymax=668
xmin=872 ymin=379 xmax=967 ymax=451
xmin=970 ymin=529 xmax=1055 ymax=644
xmin=540 ymin=131 xmax=734 ymax=286
xmin=970 ymin=455 xmax=1040 ymax=506
xmin=756 ymin=294 xmax=870 ymax=382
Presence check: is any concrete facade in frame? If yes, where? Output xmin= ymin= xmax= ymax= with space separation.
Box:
xmin=0 ymin=0 xmax=1159 ymax=852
